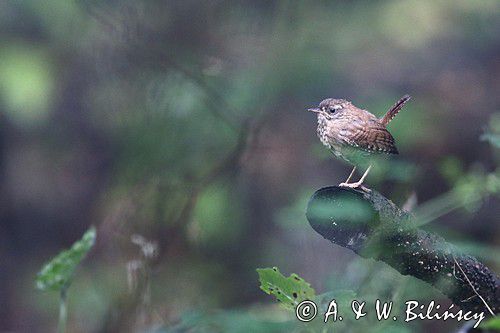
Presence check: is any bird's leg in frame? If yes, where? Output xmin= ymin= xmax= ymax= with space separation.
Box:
xmin=355 ymin=164 xmax=371 ymax=185
xmin=344 ymin=166 xmax=357 ymax=184
xmin=339 ymin=165 xmax=372 ymax=190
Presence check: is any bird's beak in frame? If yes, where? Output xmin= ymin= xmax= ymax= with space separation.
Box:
xmin=308 ymin=108 xmax=320 ymax=113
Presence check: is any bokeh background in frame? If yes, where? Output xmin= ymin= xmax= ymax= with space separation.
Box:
xmin=1 ymin=1 xmax=499 ymax=332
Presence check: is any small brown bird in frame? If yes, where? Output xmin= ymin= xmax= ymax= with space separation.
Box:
xmin=308 ymin=95 xmax=411 ymax=189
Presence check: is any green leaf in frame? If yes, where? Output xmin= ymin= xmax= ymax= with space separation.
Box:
xmin=480 ymin=317 xmax=500 ymax=330
xmin=36 ymin=227 xmax=96 ymax=292
xmin=257 ymin=267 xmax=316 ymax=309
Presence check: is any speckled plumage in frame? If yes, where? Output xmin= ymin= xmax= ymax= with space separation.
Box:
xmin=308 ymin=95 xmax=411 ymax=188
xmin=315 ymin=98 xmax=398 ymax=162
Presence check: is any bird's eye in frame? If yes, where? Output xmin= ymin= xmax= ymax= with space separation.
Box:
xmin=329 ymin=105 xmax=342 ymax=113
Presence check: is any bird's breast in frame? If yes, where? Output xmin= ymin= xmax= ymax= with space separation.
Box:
xmin=316 ymin=116 xmax=331 ymax=148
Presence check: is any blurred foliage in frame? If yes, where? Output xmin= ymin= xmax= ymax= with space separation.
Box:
xmin=190 ymin=181 xmax=245 ymax=248
xmin=254 ymin=265 xmax=444 ymax=332
xmin=35 ymin=227 xmax=96 ymax=333
xmin=481 ymin=317 xmax=500 ymax=331
xmin=415 ymin=114 xmax=500 ymax=227
xmin=36 ymin=227 xmax=96 ymax=292
xmin=0 ymin=44 xmax=54 ymax=127
xmin=482 ymin=113 xmax=500 ymax=149
xmin=159 ymin=309 xmax=296 ymax=333
xmin=0 ymin=0 xmax=499 ymax=332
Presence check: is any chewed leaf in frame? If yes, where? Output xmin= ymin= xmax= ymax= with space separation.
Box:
xmin=257 ymin=267 xmax=316 ymax=309
xmin=36 ymin=227 xmax=96 ymax=292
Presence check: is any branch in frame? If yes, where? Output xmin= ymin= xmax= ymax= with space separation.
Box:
xmin=306 ymin=186 xmax=499 ymax=315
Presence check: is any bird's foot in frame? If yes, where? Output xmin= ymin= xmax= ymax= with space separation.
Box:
xmin=338 ymin=181 xmax=371 ymax=192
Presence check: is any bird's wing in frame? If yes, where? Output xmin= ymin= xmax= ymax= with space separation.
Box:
xmin=344 ymin=122 xmax=398 ymax=154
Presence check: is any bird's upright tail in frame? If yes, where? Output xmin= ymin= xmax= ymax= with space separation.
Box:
xmin=380 ymin=94 xmax=411 ymax=126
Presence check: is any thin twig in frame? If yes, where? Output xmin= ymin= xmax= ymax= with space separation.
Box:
xmin=453 ymin=256 xmax=496 ymax=316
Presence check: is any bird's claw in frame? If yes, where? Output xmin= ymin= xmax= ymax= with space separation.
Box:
xmin=339 ymin=182 xmax=356 ymax=188
xmin=338 ymin=182 xmax=371 ymax=192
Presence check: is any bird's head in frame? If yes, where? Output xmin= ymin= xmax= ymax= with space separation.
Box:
xmin=308 ymin=98 xmax=351 ymax=121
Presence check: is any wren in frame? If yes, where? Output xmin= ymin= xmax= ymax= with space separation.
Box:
xmin=308 ymin=95 xmax=411 ymax=190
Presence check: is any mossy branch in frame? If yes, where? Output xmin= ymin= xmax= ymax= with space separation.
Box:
xmin=306 ymin=186 xmax=499 ymax=315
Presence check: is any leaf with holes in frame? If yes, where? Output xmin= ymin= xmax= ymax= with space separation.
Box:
xmin=257 ymin=267 xmax=316 ymax=309
xmin=36 ymin=227 xmax=96 ymax=292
